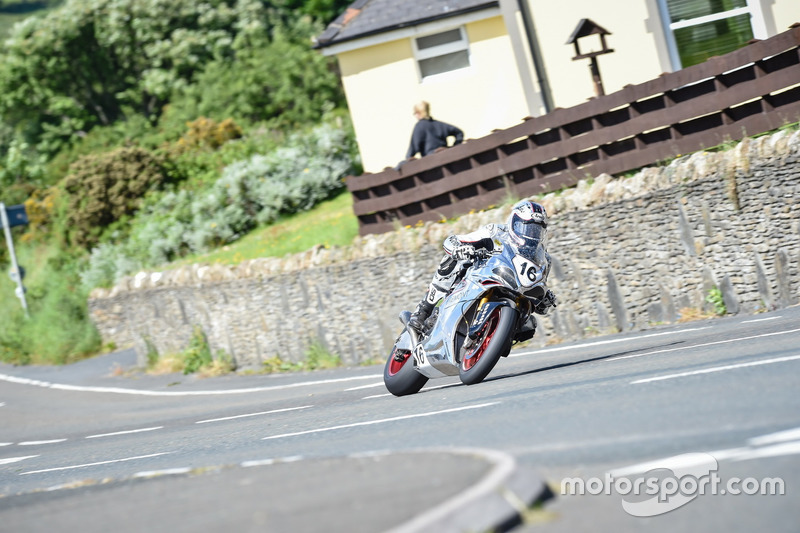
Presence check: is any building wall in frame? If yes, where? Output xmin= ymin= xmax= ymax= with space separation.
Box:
xmin=525 ymin=0 xmax=800 ymax=110
xmin=527 ymin=0 xmax=670 ymax=109
xmin=337 ymin=15 xmax=531 ymax=173
xmin=89 ymin=131 xmax=800 ymax=370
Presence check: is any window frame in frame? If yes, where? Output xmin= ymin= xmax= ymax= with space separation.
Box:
xmin=657 ymin=0 xmax=768 ymax=70
xmin=412 ymin=25 xmax=472 ymax=82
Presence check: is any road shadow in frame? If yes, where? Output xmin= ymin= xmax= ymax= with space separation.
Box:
xmin=416 ymin=341 xmax=685 ymax=394
xmin=485 ymin=340 xmax=686 ymax=383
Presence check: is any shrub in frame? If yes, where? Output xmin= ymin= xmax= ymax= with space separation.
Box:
xmin=172 ymin=117 xmax=244 ymax=154
xmin=62 ymin=146 xmax=170 ymax=249
xmin=81 ymin=121 xmax=358 ymax=288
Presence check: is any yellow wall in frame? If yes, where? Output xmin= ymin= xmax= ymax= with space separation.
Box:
xmin=529 ymin=0 xmax=668 ymax=110
xmin=770 ymin=0 xmax=800 ymax=33
xmin=337 ymin=16 xmax=531 ymax=173
xmin=528 ymin=0 xmax=800 ymax=110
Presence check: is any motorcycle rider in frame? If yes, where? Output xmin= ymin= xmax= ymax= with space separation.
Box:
xmin=408 ymin=199 xmax=558 ymax=333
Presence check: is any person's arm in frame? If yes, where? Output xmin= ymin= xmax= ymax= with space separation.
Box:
xmin=406 ymin=121 xmax=425 ymax=159
xmin=448 ymin=123 xmax=464 ymax=145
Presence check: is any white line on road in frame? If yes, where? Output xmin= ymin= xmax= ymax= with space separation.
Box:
xmin=0 ymin=455 xmax=39 ymax=465
xmin=631 ymin=354 xmax=800 ymax=384
xmin=263 ymin=402 xmax=500 ymax=440
xmin=741 ymin=316 xmax=781 ymax=323
xmin=134 ymin=467 xmax=192 ymax=478
xmin=510 ymin=327 xmax=711 ymax=358
xmin=18 ymin=439 xmax=67 ymax=446
xmin=748 ymin=427 xmax=800 ymax=447
xmin=19 ymin=452 xmax=173 ymax=475
xmin=86 ymin=427 xmax=164 ymax=439
xmin=195 ymin=405 xmax=313 ymax=424
xmin=0 ymin=443 xmax=12 ymax=447
xmin=345 ymin=382 xmax=385 ymax=391
xmin=362 ymin=382 xmax=460 ymax=399
xmin=610 ymin=328 xmax=800 ymax=362
xmin=0 ymin=372 xmax=382 ymax=396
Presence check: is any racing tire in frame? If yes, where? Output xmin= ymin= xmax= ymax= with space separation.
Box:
xmin=384 ymin=345 xmax=428 ymax=396
xmin=459 ymin=306 xmax=518 ymax=385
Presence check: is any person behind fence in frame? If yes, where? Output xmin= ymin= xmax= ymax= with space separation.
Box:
xmin=401 ymin=101 xmax=464 ymax=165
xmin=408 ymin=199 xmax=558 ymax=333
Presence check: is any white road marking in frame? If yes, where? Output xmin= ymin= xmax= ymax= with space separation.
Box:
xmin=631 ymin=354 xmax=800 ymax=384
xmin=362 ymin=382 xmax=459 ymax=400
xmin=610 ymin=328 xmax=800 ymax=362
xmin=18 ymin=439 xmax=67 ymax=446
xmin=511 ymin=327 xmax=711 ymax=358
xmin=195 ymin=405 xmax=312 ymax=424
xmin=741 ymin=316 xmax=781 ymax=323
xmin=0 ymin=402 xmax=5 ymax=407
xmin=748 ymin=427 xmax=800 ymax=447
xmin=608 ymin=452 xmax=716 ymax=477
xmin=729 ymin=441 xmax=800 ymax=461
xmin=0 ymin=373 xmax=382 ymax=396
xmin=86 ymin=426 xmax=164 ymax=439
xmin=242 ymin=456 xmax=304 ymax=467
xmin=263 ymin=402 xmax=500 ymax=440
xmin=345 ymin=382 xmax=385 ymax=391
xmin=0 ymin=443 xmax=12 ymax=447
xmin=134 ymin=467 xmax=191 ymax=478
xmin=20 ymin=452 xmax=172 ymax=475
xmin=0 ymin=455 xmax=39 ymax=465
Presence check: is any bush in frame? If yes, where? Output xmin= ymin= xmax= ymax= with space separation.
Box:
xmin=0 ymin=245 xmax=101 ymax=365
xmin=61 ymin=146 xmax=170 ymax=249
xmin=81 ymin=121 xmax=358 ymax=288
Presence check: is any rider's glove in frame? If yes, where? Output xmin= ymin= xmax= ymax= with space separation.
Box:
xmin=544 ymin=289 xmax=558 ymax=308
xmin=452 ymin=245 xmax=477 ymax=262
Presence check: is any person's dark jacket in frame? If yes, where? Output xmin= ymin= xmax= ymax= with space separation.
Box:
xmin=405 ymin=117 xmax=463 ymax=159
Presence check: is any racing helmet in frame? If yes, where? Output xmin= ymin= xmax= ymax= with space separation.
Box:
xmin=507 ymin=200 xmax=548 ymax=247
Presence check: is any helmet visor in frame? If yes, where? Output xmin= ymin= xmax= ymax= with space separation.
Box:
xmin=511 ymin=216 xmax=545 ymax=246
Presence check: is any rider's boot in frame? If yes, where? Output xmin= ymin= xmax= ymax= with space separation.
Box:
xmin=408 ymin=300 xmax=434 ymax=333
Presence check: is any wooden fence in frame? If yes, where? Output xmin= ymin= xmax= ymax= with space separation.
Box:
xmin=346 ymin=25 xmax=800 ymax=235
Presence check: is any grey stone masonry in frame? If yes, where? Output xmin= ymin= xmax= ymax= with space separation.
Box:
xmin=88 ymin=130 xmax=800 ymax=368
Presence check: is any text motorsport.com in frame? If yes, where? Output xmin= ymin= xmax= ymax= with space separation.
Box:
xmin=560 ymin=453 xmax=785 ymax=517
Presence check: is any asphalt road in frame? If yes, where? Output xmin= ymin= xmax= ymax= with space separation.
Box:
xmin=1 ymin=306 xmax=798 ymax=532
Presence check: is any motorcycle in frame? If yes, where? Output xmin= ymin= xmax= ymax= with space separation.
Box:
xmin=384 ymin=239 xmax=551 ymax=396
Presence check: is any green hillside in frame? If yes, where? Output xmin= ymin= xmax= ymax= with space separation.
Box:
xmin=0 ymin=0 xmax=358 ymax=365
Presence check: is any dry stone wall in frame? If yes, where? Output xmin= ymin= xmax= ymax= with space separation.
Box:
xmin=88 ymin=130 xmax=800 ymax=368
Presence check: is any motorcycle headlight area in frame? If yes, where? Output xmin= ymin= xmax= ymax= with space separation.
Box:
xmin=491 ymin=265 xmax=519 ymax=289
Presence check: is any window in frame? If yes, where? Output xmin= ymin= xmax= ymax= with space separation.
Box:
xmin=413 ymin=27 xmax=471 ymax=80
xmin=659 ymin=0 xmax=767 ymax=68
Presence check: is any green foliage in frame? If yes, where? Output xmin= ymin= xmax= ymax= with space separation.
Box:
xmin=81 ymin=121 xmax=357 ymax=288
xmin=706 ymin=286 xmax=727 ymax=316
xmin=276 ymin=0 xmax=351 ymax=24
xmin=0 ymin=244 xmax=101 ymax=365
xmin=166 ymin=20 xmax=344 ymax=129
xmin=181 ymin=326 xmax=213 ymax=375
xmin=260 ymin=338 xmax=342 ymax=374
xmin=0 ymin=139 xmax=47 ymax=204
xmin=0 ymin=0 xmax=272 ymax=155
xmin=61 ymin=146 xmax=170 ymax=249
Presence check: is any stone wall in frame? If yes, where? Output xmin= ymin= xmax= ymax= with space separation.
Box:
xmin=88 ymin=130 xmax=800 ymax=368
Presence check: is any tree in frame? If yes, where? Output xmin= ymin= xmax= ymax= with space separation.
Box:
xmin=0 ymin=0 xmax=271 ymax=156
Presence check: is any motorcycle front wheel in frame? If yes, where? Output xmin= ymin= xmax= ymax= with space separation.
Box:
xmin=384 ymin=345 xmax=428 ymax=396
xmin=459 ymin=306 xmax=518 ymax=385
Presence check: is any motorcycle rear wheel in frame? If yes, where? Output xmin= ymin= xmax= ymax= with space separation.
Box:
xmin=384 ymin=345 xmax=428 ymax=396
xmin=459 ymin=306 xmax=518 ymax=385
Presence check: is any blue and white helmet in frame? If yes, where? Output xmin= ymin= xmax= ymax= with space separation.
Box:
xmin=507 ymin=200 xmax=548 ymax=247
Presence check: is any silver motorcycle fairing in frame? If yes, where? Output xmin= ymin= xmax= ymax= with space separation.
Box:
xmin=413 ymin=242 xmax=549 ymax=378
